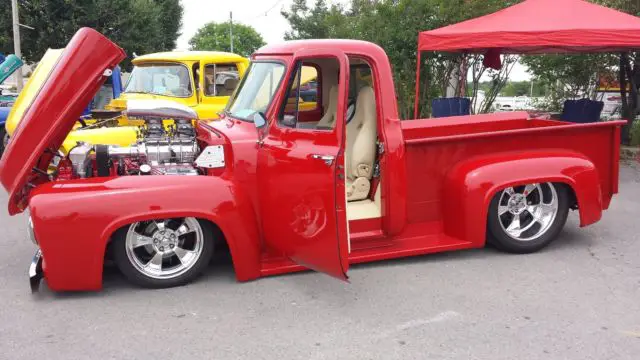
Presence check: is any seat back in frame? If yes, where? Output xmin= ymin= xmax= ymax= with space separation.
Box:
xmin=346 ymin=86 xmax=377 ymax=180
xmin=317 ymin=85 xmax=338 ymax=128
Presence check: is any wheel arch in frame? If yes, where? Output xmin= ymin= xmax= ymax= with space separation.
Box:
xmin=442 ymin=151 xmax=603 ymax=247
xmin=103 ymin=213 xmax=242 ymax=279
xmin=99 ymin=205 xmax=262 ymax=286
xmin=29 ymin=176 xmax=263 ymax=291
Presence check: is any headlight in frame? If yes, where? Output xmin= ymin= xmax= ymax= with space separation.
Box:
xmin=27 ymin=216 xmax=37 ymax=245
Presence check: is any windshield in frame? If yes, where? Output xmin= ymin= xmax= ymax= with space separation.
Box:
xmin=124 ymin=63 xmax=192 ymax=97
xmin=226 ymin=62 xmax=285 ymax=121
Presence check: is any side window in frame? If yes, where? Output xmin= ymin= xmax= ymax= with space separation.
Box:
xmin=204 ymin=63 xmax=240 ymax=97
xmin=279 ymin=62 xmax=326 ymax=129
xmin=192 ymin=62 xmax=199 ymax=96
xmin=349 ymin=65 xmax=373 ymax=100
xmin=345 ymin=63 xmax=373 ymax=123
xmin=291 ymin=65 xmax=319 ymax=112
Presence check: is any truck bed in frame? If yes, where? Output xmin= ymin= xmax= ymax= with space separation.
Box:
xmin=400 ymin=112 xmax=624 ymax=224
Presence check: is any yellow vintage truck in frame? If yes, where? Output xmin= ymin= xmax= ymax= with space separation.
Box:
xmin=5 ymin=50 xmax=249 ymax=153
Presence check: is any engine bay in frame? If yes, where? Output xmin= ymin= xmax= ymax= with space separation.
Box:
xmin=55 ymin=113 xmax=222 ymax=180
xmin=57 ymin=117 xmax=198 ymax=180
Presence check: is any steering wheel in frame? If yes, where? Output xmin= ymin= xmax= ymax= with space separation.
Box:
xmin=173 ymin=86 xmax=190 ymax=97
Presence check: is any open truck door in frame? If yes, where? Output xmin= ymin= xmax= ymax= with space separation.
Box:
xmin=257 ymin=49 xmax=351 ymax=280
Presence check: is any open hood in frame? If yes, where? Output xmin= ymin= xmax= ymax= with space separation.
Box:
xmin=0 ymin=28 xmax=126 ymax=214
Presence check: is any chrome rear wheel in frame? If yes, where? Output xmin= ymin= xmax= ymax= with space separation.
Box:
xmin=488 ymin=182 xmax=569 ymax=253
xmin=497 ymin=183 xmax=559 ymax=242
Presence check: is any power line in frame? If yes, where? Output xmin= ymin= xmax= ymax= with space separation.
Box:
xmin=246 ymin=0 xmax=288 ymax=21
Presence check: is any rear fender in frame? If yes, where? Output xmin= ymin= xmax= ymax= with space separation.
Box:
xmin=442 ymin=150 xmax=602 ymax=247
xmin=29 ymin=175 xmax=261 ymax=291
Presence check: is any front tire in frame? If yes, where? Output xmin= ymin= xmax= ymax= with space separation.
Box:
xmin=112 ymin=218 xmax=214 ymax=288
xmin=487 ymin=182 xmax=569 ymax=254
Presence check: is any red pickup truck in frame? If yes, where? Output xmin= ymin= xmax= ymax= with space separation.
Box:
xmin=0 ymin=29 xmax=624 ymax=292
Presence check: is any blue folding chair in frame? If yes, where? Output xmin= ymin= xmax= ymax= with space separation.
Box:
xmin=560 ymin=99 xmax=604 ymax=123
xmin=432 ymin=97 xmax=471 ymax=118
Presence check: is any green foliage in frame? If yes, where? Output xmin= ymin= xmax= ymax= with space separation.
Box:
xmin=500 ymin=81 xmax=545 ymax=97
xmin=188 ymin=22 xmax=265 ymax=57
xmin=468 ymin=81 xmax=548 ymax=97
xmin=281 ymin=0 xmax=520 ymax=118
xmin=521 ymin=0 xmax=640 ymax=143
xmin=155 ymin=0 xmax=183 ymax=51
xmin=0 ymin=0 xmax=183 ymax=69
xmin=0 ymin=6 xmax=11 ymax=56
xmin=521 ymin=54 xmax=615 ymax=107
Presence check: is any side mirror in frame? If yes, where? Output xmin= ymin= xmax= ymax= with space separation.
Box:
xmin=254 ymin=112 xmax=267 ymax=129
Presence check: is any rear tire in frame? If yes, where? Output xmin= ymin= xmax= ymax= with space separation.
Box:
xmin=112 ymin=218 xmax=215 ymax=289
xmin=487 ymin=182 xmax=569 ymax=254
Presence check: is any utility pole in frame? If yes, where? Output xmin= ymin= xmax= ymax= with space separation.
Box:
xmin=530 ymin=80 xmax=534 ymax=97
xmin=229 ymin=11 xmax=234 ymax=53
xmin=11 ymin=0 xmax=24 ymax=91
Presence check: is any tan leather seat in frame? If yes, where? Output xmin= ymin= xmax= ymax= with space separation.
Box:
xmin=346 ymin=86 xmax=377 ymax=202
xmin=317 ymin=85 xmax=338 ymax=128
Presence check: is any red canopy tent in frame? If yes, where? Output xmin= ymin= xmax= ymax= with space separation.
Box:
xmin=414 ymin=0 xmax=640 ymax=117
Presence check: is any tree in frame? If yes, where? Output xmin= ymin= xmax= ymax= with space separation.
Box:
xmin=0 ymin=0 xmax=183 ymax=69
xmin=281 ymin=0 xmax=521 ymax=118
xmin=521 ymin=54 xmax=615 ymax=110
xmin=522 ymin=0 xmax=640 ymax=143
xmin=0 ymin=4 xmax=11 ymax=56
xmin=155 ymin=0 xmax=183 ymax=51
xmin=188 ymin=22 xmax=265 ymax=57
xmin=468 ymin=54 xmax=519 ymax=114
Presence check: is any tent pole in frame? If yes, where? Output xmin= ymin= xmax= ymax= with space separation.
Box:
xmin=414 ymin=50 xmax=422 ymax=119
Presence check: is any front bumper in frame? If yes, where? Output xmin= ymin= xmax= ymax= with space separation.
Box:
xmin=29 ymin=249 xmax=43 ymax=293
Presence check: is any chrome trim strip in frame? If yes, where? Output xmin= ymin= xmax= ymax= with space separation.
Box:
xmin=27 ymin=216 xmax=37 ymax=244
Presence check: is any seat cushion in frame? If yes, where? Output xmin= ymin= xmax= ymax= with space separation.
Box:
xmin=347 ymin=177 xmax=370 ymax=202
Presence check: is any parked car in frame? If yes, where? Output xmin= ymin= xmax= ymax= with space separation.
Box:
xmin=3 ymin=48 xmax=249 ymax=155
xmin=1 ymin=62 xmax=124 ymax=158
xmin=109 ymin=51 xmax=249 ymax=120
xmin=0 ymin=54 xmax=24 ymax=155
xmin=0 ymin=28 xmax=624 ymax=293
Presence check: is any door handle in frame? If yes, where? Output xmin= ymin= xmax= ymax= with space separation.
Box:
xmin=311 ymin=154 xmax=335 ymax=166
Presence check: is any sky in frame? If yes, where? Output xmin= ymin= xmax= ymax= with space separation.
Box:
xmin=177 ymin=0 xmax=531 ymax=81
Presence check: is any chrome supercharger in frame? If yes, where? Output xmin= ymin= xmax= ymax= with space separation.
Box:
xmin=68 ymin=101 xmax=203 ymax=178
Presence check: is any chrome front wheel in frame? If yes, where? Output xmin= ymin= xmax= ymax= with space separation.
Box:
xmin=113 ymin=218 xmax=214 ymax=288
xmin=488 ymin=182 xmax=569 ymax=253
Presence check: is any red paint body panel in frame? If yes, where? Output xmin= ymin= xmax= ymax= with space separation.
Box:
xmin=0 ymin=28 xmax=125 ymax=214
xmin=29 ymin=174 xmax=262 ymax=291
xmin=3 ymin=35 xmax=625 ymax=291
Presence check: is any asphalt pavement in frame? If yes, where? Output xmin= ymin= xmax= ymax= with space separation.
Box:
xmin=0 ymin=163 xmax=639 ymax=360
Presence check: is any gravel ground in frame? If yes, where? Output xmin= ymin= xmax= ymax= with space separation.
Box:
xmin=0 ymin=163 xmax=639 ymax=360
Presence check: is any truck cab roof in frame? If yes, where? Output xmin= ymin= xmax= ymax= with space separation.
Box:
xmin=256 ymin=39 xmax=387 ymax=57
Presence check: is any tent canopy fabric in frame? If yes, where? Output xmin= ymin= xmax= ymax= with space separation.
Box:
xmin=418 ymin=0 xmax=640 ymax=54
